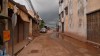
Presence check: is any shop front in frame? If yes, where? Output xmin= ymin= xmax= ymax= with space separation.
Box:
xmin=0 ymin=20 xmax=5 ymax=56
xmin=0 ymin=16 xmax=9 ymax=56
xmin=8 ymin=8 xmax=30 ymax=46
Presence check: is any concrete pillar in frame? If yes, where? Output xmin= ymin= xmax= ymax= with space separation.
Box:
xmin=29 ymin=18 xmax=32 ymax=36
xmin=2 ymin=0 xmax=8 ymax=53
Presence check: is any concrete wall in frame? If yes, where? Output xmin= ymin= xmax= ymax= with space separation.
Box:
xmin=59 ymin=0 xmax=64 ymax=32
xmin=87 ymin=0 xmax=100 ymax=13
xmin=59 ymin=0 xmax=69 ymax=32
xmin=59 ymin=0 xmax=100 ymax=42
xmin=29 ymin=18 xmax=32 ymax=36
xmin=59 ymin=0 xmax=87 ymax=42
xmin=64 ymin=15 xmax=68 ymax=32
xmin=67 ymin=0 xmax=87 ymax=42
xmin=64 ymin=0 xmax=68 ymax=32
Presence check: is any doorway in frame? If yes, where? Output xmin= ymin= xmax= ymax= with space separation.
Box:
xmin=87 ymin=10 xmax=100 ymax=44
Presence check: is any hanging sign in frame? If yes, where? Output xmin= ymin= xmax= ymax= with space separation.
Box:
xmin=3 ymin=30 xmax=10 ymax=42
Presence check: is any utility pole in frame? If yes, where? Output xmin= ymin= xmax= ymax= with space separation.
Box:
xmin=25 ymin=0 xmax=39 ymax=35
xmin=25 ymin=0 xmax=36 ymax=16
xmin=2 ymin=0 xmax=8 ymax=54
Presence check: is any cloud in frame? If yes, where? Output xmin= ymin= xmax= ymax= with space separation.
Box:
xmin=31 ymin=0 xmax=59 ymax=27
xmin=13 ymin=0 xmax=32 ymax=10
xmin=14 ymin=0 xmax=59 ymax=27
xmin=31 ymin=0 xmax=59 ymax=12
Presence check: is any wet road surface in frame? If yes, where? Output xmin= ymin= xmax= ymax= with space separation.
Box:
xmin=17 ymin=31 xmax=100 ymax=56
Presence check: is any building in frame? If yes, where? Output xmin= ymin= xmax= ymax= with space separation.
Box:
xmin=0 ymin=0 xmax=9 ymax=55
xmin=59 ymin=0 xmax=100 ymax=45
xmin=59 ymin=0 xmax=69 ymax=33
xmin=86 ymin=0 xmax=100 ymax=46
xmin=59 ymin=0 xmax=64 ymax=32
xmin=0 ymin=0 xmax=41 ymax=55
xmin=8 ymin=0 xmax=40 ymax=55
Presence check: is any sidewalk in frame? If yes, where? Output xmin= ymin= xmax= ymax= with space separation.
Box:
xmin=57 ymin=33 xmax=100 ymax=56
xmin=8 ymin=40 xmax=28 ymax=55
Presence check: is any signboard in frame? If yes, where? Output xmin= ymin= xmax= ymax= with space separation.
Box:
xmin=3 ymin=30 xmax=10 ymax=42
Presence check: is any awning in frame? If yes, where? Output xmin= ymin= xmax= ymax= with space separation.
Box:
xmin=19 ymin=10 xmax=30 ymax=22
xmin=28 ymin=10 xmax=35 ymax=18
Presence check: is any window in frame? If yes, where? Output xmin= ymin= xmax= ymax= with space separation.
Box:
xmin=61 ymin=0 xmax=63 ymax=3
xmin=59 ymin=1 xmax=60 ymax=4
xmin=59 ymin=14 xmax=61 ymax=19
xmin=59 ymin=0 xmax=63 ymax=6
xmin=61 ymin=11 xmax=64 ymax=18
xmin=65 ymin=7 xmax=68 ymax=15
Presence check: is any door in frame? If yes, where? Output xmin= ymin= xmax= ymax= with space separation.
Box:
xmin=18 ymin=21 xmax=24 ymax=42
xmin=17 ymin=15 xmax=24 ymax=43
xmin=0 ymin=22 xmax=4 ymax=45
xmin=87 ymin=10 xmax=100 ymax=44
xmin=24 ymin=22 xmax=29 ymax=39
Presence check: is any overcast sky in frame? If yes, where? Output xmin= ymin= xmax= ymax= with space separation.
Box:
xmin=14 ymin=0 xmax=59 ymax=28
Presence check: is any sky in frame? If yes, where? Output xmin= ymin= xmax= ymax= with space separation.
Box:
xmin=14 ymin=0 xmax=59 ymax=28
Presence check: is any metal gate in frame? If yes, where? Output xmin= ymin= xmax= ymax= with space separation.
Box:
xmin=87 ymin=10 xmax=100 ymax=44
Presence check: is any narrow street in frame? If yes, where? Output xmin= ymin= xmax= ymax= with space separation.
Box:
xmin=0 ymin=0 xmax=100 ymax=56
xmin=17 ymin=30 xmax=100 ymax=56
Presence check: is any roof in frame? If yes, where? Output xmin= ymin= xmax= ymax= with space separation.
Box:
xmin=9 ymin=0 xmax=37 ymax=23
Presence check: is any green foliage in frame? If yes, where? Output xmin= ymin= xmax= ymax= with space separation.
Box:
xmin=40 ymin=20 xmax=45 ymax=28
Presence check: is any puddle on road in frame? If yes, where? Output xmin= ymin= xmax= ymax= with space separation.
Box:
xmin=30 ymin=50 xmax=39 ymax=53
xmin=50 ymin=32 xmax=58 ymax=39
xmin=50 ymin=32 xmax=64 ymax=40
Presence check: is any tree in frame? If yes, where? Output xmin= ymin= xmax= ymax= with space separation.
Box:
xmin=40 ymin=20 xmax=45 ymax=28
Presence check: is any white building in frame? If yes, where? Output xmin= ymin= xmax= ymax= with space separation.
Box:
xmin=59 ymin=0 xmax=100 ymax=45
